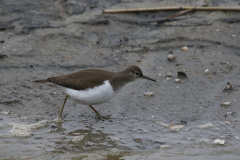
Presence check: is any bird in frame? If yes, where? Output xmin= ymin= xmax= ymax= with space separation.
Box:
xmin=35 ymin=65 xmax=156 ymax=122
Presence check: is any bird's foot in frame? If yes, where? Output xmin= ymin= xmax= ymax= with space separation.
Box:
xmin=96 ymin=114 xmax=114 ymax=121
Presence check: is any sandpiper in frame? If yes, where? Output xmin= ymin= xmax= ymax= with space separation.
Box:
xmin=35 ymin=65 xmax=156 ymax=121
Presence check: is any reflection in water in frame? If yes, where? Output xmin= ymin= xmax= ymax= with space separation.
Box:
xmin=51 ymin=121 xmax=124 ymax=154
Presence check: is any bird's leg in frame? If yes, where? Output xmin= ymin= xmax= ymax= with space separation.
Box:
xmin=58 ymin=95 xmax=69 ymax=122
xmin=88 ymin=105 xmax=113 ymax=120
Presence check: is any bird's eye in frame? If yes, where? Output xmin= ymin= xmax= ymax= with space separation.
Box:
xmin=135 ymin=72 xmax=140 ymax=76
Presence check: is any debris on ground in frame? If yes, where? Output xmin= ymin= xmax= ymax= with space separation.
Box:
xmin=156 ymin=122 xmax=184 ymax=132
xmin=222 ymin=82 xmax=232 ymax=91
xmin=214 ymin=139 xmax=225 ymax=145
xmin=220 ymin=102 xmax=231 ymax=106
xmin=156 ymin=121 xmax=169 ymax=128
xmin=1 ymin=110 xmax=11 ymax=115
xmin=175 ymin=78 xmax=181 ymax=83
xmin=167 ymin=54 xmax=175 ymax=61
xmin=72 ymin=135 xmax=84 ymax=142
xmin=160 ymin=145 xmax=172 ymax=149
xmin=220 ymin=121 xmax=231 ymax=125
xmin=123 ymin=36 xmax=129 ymax=41
xmin=165 ymin=73 xmax=173 ymax=80
xmin=111 ymin=137 xmax=121 ymax=142
xmin=197 ymin=139 xmax=210 ymax=144
xmin=170 ymin=125 xmax=185 ymax=132
xmin=197 ymin=123 xmax=213 ymax=129
xmin=144 ymin=92 xmax=154 ymax=96
xmin=182 ymin=46 xmax=188 ymax=50
xmin=219 ymin=61 xmax=227 ymax=64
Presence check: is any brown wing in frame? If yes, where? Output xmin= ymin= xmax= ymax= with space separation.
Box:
xmin=47 ymin=69 xmax=114 ymax=91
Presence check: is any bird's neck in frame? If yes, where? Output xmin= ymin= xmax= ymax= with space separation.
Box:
xmin=109 ymin=71 xmax=134 ymax=91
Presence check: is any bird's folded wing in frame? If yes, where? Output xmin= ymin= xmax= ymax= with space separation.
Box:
xmin=47 ymin=69 xmax=114 ymax=91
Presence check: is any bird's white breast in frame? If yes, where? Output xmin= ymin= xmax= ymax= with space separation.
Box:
xmin=60 ymin=80 xmax=116 ymax=105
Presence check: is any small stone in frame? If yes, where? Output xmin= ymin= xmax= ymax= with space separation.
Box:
xmin=123 ymin=36 xmax=129 ymax=41
xmin=175 ymin=78 xmax=181 ymax=83
xmin=133 ymin=138 xmax=141 ymax=143
xmin=167 ymin=54 xmax=175 ymax=61
xmin=197 ymin=123 xmax=213 ymax=129
xmin=182 ymin=46 xmax=188 ymax=50
xmin=197 ymin=139 xmax=210 ymax=144
xmin=72 ymin=135 xmax=84 ymax=142
xmin=220 ymin=121 xmax=230 ymax=125
xmin=111 ymin=137 xmax=120 ymax=142
xmin=10 ymin=114 xmax=18 ymax=118
xmin=165 ymin=73 xmax=173 ymax=78
xmin=155 ymin=121 xmax=169 ymax=128
xmin=1 ymin=110 xmax=11 ymax=115
xmin=160 ymin=145 xmax=172 ymax=149
xmin=170 ymin=125 xmax=184 ymax=132
xmin=21 ymin=117 xmax=28 ymax=120
xmin=220 ymin=102 xmax=231 ymax=106
xmin=84 ymin=141 xmax=93 ymax=146
xmin=144 ymin=92 xmax=154 ymax=96
xmin=214 ymin=139 xmax=225 ymax=145
xmin=205 ymin=69 xmax=209 ymax=73
xmin=219 ymin=61 xmax=226 ymax=64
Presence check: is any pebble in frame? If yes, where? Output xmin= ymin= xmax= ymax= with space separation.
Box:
xmin=220 ymin=121 xmax=230 ymax=125
xmin=182 ymin=46 xmax=188 ymax=50
xmin=170 ymin=125 xmax=184 ymax=132
xmin=214 ymin=139 xmax=225 ymax=145
xmin=197 ymin=139 xmax=210 ymax=144
xmin=1 ymin=110 xmax=11 ymax=115
xmin=197 ymin=123 xmax=213 ymax=129
xmin=167 ymin=54 xmax=175 ymax=61
xmin=21 ymin=117 xmax=28 ymax=120
xmin=72 ymin=135 xmax=84 ymax=142
xmin=84 ymin=141 xmax=93 ymax=146
xmin=111 ymin=137 xmax=121 ymax=142
xmin=160 ymin=145 xmax=172 ymax=149
xmin=220 ymin=102 xmax=231 ymax=106
xmin=155 ymin=121 xmax=169 ymax=128
xmin=144 ymin=92 xmax=154 ymax=96
xmin=175 ymin=78 xmax=181 ymax=83
xmin=10 ymin=114 xmax=18 ymax=118
xmin=165 ymin=73 xmax=173 ymax=78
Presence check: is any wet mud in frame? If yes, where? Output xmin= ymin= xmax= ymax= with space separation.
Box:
xmin=0 ymin=0 xmax=240 ymax=159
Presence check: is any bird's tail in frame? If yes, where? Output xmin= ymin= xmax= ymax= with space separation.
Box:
xmin=35 ymin=79 xmax=48 ymax=83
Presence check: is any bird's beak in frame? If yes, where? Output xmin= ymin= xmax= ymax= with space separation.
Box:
xmin=141 ymin=75 xmax=156 ymax=82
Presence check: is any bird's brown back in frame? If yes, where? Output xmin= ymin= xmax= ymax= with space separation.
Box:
xmin=47 ymin=69 xmax=115 ymax=90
